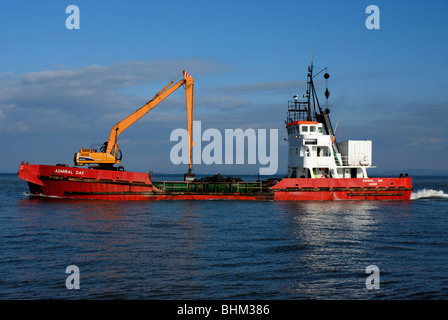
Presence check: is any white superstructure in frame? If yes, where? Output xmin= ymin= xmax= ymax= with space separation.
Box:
xmin=285 ymin=61 xmax=375 ymax=179
xmin=286 ymin=120 xmax=373 ymax=179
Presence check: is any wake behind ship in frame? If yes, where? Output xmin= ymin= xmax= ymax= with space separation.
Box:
xmin=18 ymin=65 xmax=413 ymax=201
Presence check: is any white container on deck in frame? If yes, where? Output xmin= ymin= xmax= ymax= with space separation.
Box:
xmin=337 ymin=140 xmax=372 ymax=166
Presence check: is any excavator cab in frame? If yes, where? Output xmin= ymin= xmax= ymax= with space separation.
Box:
xmin=74 ymin=146 xmax=119 ymax=166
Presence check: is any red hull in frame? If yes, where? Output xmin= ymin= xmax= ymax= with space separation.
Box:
xmin=270 ymin=176 xmax=413 ymax=200
xmin=18 ymin=163 xmax=412 ymax=201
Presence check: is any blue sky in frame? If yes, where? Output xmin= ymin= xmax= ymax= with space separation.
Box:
xmin=1 ymin=0 xmax=447 ymax=175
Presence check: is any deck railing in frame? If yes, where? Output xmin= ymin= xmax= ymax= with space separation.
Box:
xmin=154 ymin=181 xmax=265 ymax=193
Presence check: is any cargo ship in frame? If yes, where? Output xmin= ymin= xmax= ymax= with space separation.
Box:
xmin=18 ymin=65 xmax=413 ymax=201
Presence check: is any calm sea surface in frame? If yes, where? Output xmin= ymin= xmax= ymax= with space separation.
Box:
xmin=1 ymin=173 xmax=448 ymax=300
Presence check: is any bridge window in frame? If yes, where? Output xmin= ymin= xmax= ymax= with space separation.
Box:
xmin=301 ymin=126 xmax=308 ymax=133
xmin=317 ymin=146 xmax=330 ymax=157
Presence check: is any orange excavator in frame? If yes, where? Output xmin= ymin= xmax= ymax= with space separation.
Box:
xmin=74 ymin=70 xmax=194 ymax=176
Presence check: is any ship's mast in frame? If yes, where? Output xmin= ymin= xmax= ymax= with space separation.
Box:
xmin=287 ymin=60 xmax=340 ymax=152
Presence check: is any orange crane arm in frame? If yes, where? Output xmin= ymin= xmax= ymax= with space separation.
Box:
xmin=105 ymin=70 xmax=194 ymax=169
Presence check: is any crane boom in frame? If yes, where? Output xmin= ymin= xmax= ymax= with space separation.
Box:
xmin=74 ymin=70 xmax=194 ymax=170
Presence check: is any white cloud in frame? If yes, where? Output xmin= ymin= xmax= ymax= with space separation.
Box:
xmin=0 ymin=58 xmax=228 ymax=132
xmin=215 ymin=80 xmax=306 ymax=95
xmin=195 ymin=95 xmax=248 ymax=110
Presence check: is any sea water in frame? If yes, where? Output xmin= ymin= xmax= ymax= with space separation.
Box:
xmin=1 ymin=174 xmax=448 ymax=299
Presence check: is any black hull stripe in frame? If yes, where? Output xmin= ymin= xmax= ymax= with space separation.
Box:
xmin=272 ymin=188 xmax=412 ymax=192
